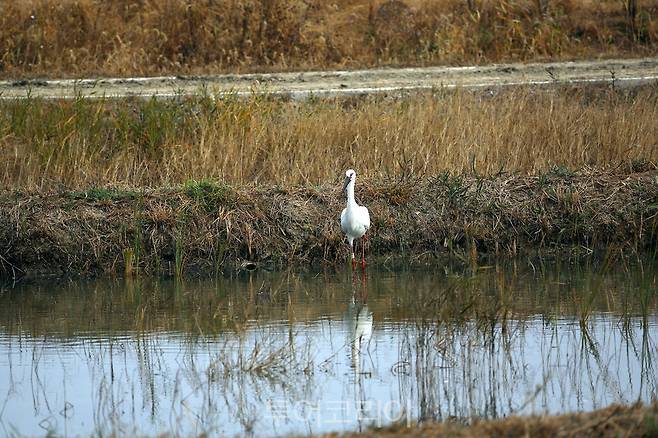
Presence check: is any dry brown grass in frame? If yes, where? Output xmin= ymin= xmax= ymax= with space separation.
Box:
xmin=1 ymin=86 xmax=657 ymax=190
xmin=1 ymin=168 xmax=656 ymax=277
xmin=1 ymin=0 xmax=656 ymax=79
xmin=322 ymin=402 xmax=658 ymax=437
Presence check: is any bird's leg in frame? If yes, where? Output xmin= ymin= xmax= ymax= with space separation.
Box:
xmin=351 ymin=242 xmax=357 ymax=270
xmin=361 ymin=235 xmax=367 ymax=269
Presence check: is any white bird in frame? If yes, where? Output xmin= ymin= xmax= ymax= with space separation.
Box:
xmin=340 ymin=169 xmax=371 ymax=268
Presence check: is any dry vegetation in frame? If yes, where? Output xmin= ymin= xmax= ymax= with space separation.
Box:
xmin=1 ymin=0 xmax=656 ymax=79
xmin=1 ymin=167 xmax=656 ymax=277
xmin=324 ymin=402 xmax=658 ymax=437
xmin=1 ymin=4 xmax=657 ymax=275
xmin=1 ymin=86 xmax=657 ymax=189
xmin=1 ymin=84 xmax=656 ymax=276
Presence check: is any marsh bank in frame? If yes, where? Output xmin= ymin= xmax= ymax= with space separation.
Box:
xmin=1 ymin=169 xmax=657 ymax=278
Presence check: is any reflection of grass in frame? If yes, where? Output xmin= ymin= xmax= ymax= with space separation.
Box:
xmin=209 ymin=335 xmax=307 ymax=380
xmin=2 ymin=261 xmax=657 ymax=436
xmin=396 ymin=263 xmax=658 ymax=422
xmin=3 ymin=260 xmax=655 ymax=336
xmin=174 ymin=235 xmax=184 ymax=278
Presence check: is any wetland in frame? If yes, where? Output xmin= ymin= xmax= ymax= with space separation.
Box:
xmin=0 ymin=260 xmax=656 ymax=436
xmin=2 ymin=2 xmax=658 ymax=435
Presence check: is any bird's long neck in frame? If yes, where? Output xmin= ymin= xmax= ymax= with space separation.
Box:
xmin=346 ymin=180 xmax=357 ymax=209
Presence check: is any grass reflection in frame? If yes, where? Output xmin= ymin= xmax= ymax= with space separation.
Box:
xmin=0 ymin=259 xmax=656 ymax=436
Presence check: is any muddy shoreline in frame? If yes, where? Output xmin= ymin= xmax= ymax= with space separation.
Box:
xmin=1 ymin=170 xmax=656 ymax=279
xmin=322 ymin=402 xmax=658 ymax=438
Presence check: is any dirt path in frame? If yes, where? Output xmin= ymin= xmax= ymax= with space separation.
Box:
xmin=1 ymin=57 xmax=657 ymax=100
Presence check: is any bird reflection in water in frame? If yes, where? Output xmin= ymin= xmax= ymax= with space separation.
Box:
xmin=345 ymin=268 xmax=373 ymax=430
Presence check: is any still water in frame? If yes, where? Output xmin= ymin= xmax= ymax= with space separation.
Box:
xmin=0 ymin=260 xmax=656 ymax=437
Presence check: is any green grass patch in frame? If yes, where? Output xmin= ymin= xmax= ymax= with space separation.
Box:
xmin=69 ymin=187 xmax=139 ymax=202
xmin=183 ymin=179 xmax=234 ymax=211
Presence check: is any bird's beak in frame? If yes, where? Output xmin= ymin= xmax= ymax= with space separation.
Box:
xmin=343 ymin=176 xmax=350 ymax=192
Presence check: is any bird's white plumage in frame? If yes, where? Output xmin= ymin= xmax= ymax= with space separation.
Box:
xmin=340 ymin=206 xmax=370 ymax=243
xmin=340 ymin=169 xmax=370 ymax=259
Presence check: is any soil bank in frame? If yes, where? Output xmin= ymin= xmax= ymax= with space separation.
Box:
xmin=1 ymin=170 xmax=657 ymax=278
xmin=317 ymin=402 xmax=658 ymax=438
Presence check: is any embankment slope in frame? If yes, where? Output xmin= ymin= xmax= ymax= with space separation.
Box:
xmin=1 ymin=170 xmax=656 ymax=278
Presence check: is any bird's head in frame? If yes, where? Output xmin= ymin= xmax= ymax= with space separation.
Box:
xmin=343 ymin=169 xmax=356 ymax=192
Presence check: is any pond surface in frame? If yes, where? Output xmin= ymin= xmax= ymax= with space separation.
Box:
xmin=0 ymin=260 xmax=657 ymax=437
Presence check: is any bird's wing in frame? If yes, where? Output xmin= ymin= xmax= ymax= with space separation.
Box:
xmin=340 ymin=208 xmax=348 ymax=233
xmin=360 ymin=206 xmax=371 ymax=230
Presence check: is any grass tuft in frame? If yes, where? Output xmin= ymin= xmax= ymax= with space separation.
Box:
xmin=70 ymin=188 xmax=138 ymax=202
xmin=183 ymin=179 xmax=234 ymax=211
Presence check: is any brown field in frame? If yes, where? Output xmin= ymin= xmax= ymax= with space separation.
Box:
xmin=1 ymin=0 xmax=657 ymax=79
xmin=1 ymin=86 xmax=657 ymax=190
